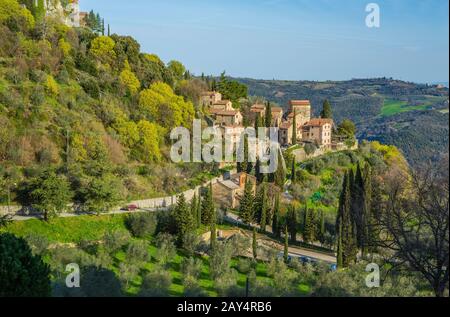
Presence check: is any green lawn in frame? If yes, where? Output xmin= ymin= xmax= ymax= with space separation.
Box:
xmin=381 ymin=99 xmax=430 ymax=116
xmin=1 ymin=214 xmax=128 ymax=243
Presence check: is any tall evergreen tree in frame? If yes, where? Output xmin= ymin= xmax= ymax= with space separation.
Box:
xmin=265 ymin=101 xmax=272 ymax=128
xmin=302 ymin=205 xmax=314 ymax=244
xmin=252 ymin=228 xmax=258 ymax=259
xmin=273 ymin=151 xmax=286 ymax=188
xmin=336 ymin=171 xmax=358 ymax=267
xmin=292 ymin=111 xmax=297 ymax=144
xmin=352 ymin=163 xmax=367 ymax=255
xmin=210 ymin=222 xmax=217 ymax=251
xmin=320 ymin=99 xmax=333 ymax=119
xmin=283 ymin=225 xmax=289 ymax=264
xmin=107 ymin=24 xmax=111 ymax=36
xmin=237 ymin=135 xmax=249 ymax=173
xmin=174 ymin=194 xmax=194 ymax=245
xmin=317 ymin=209 xmax=325 ymax=246
xmin=190 ymin=194 xmax=199 ymax=228
xmin=291 ymin=158 xmax=297 ymax=183
xmin=238 ymin=179 xmax=254 ymax=225
xmin=287 ymin=204 xmax=297 ymax=243
xmin=255 ymin=158 xmax=264 ymax=184
xmin=272 ymin=193 xmax=281 ymax=238
xmin=201 ymin=183 xmax=215 ymax=225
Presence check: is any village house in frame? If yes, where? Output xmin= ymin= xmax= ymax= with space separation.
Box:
xmin=302 ymin=118 xmax=334 ymax=148
xmin=212 ymin=173 xmax=257 ymax=209
xmin=30 ymin=0 xmax=87 ymax=27
xmin=279 ymin=121 xmax=293 ymax=146
xmin=250 ymin=104 xmax=284 ymax=127
xmin=201 ymin=91 xmax=223 ymax=107
xmin=289 ymin=100 xmax=312 ymax=121
xmin=211 ymin=100 xmax=234 ymax=111
xmin=214 ymin=110 xmax=243 ymax=127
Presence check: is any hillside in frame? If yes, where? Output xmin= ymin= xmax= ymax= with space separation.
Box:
xmin=237 ymin=78 xmax=449 ymax=167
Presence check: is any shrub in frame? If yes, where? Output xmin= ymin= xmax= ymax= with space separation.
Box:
xmin=154 ymin=233 xmax=176 ymax=266
xmin=183 ymin=275 xmax=205 ymax=297
xmin=139 ymin=268 xmax=172 ymax=297
xmin=181 ymin=257 xmax=202 ymax=279
xmin=236 ymin=258 xmax=252 ymax=274
xmin=126 ymin=240 xmax=149 ymax=265
xmin=181 ymin=232 xmax=199 ymax=257
xmin=24 ymin=233 xmax=49 ymax=256
xmin=125 ymin=213 xmax=157 ymax=238
xmin=103 ymin=230 xmax=131 ymax=253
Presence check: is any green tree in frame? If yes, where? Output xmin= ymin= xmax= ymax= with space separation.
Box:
xmin=210 ymin=222 xmax=217 ymax=251
xmin=273 ymin=151 xmax=286 ymax=188
xmin=252 ymin=228 xmax=258 ymax=259
xmin=287 ymin=204 xmax=298 ymax=243
xmin=174 ymin=193 xmax=194 ymax=245
xmin=26 ymin=170 xmax=72 ymax=221
xmin=336 ymin=171 xmax=358 ymax=267
xmin=238 ymin=179 xmax=254 ymax=225
xmin=272 ymin=193 xmax=281 ymax=238
xmin=81 ymin=175 xmax=120 ymax=215
xmin=291 ymin=158 xmax=297 ymax=183
xmin=167 ymin=60 xmax=186 ymax=81
xmin=0 ymin=233 xmax=51 ymax=297
xmin=201 ymin=183 xmax=215 ymax=225
xmin=292 ymin=111 xmax=297 ymax=144
xmin=317 ymin=209 xmax=326 ymax=246
xmin=283 ymin=226 xmax=289 ymax=264
xmin=338 ymin=119 xmax=356 ymax=138
xmin=265 ymin=101 xmax=272 ymax=128
xmin=89 ymin=36 xmax=116 ymax=65
xmin=320 ymin=99 xmax=333 ymax=119
xmin=302 ymin=205 xmax=315 ymax=244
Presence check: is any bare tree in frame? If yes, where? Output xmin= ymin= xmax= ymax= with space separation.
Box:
xmin=377 ymin=158 xmax=449 ymax=297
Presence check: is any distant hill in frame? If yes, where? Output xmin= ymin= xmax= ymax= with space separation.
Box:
xmin=236 ymin=77 xmax=449 ymax=167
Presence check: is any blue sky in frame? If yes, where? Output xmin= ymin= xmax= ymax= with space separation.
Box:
xmin=80 ymin=0 xmax=449 ymax=83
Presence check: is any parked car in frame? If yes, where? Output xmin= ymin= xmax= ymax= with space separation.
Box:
xmin=122 ymin=204 xmax=139 ymax=211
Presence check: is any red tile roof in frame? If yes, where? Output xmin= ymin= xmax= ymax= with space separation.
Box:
xmin=290 ymin=100 xmax=311 ymax=106
xmin=304 ymin=118 xmax=333 ymax=127
xmin=216 ymin=110 xmax=241 ymax=116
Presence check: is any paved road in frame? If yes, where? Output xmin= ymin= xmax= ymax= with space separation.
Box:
xmin=224 ymin=212 xmax=336 ymax=264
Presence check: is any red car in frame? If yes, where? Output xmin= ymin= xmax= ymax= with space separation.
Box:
xmin=123 ymin=204 xmax=139 ymax=211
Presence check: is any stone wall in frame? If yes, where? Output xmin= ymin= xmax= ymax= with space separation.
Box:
xmin=291 ymin=140 xmax=359 ymax=162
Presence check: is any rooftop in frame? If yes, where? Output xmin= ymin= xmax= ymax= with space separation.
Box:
xmin=304 ymin=118 xmax=333 ymax=127
xmin=290 ymin=100 xmax=311 ymax=106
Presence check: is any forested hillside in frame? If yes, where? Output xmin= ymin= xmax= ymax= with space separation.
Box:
xmin=237 ymin=78 xmax=449 ymax=167
xmin=0 ymin=0 xmax=221 ymax=208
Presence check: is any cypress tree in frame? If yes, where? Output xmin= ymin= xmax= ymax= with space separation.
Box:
xmin=265 ymin=101 xmax=272 ymax=128
xmin=175 ymin=194 xmax=193 ymax=245
xmin=287 ymin=204 xmax=297 ymax=243
xmin=252 ymin=228 xmax=258 ymax=259
xmin=237 ymin=135 xmax=249 ymax=173
xmin=292 ymin=111 xmax=297 ymax=145
xmin=190 ymin=193 xmax=197 ymax=228
xmin=317 ymin=209 xmax=325 ymax=246
xmin=255 ymin=158 xmax=263 ymax=184
xmin=107 ymin=24 xmax=111 ymax=36
xmin=336 ymin=222 xmax=344 ymax=268
xmin=352 ymin=163 xmax=366 ymax=254
xmin=302 ymin=205 xmax=314 ymax=244
xmin=210 ymin=222 xmax=217 ymax=251
xmin=320 ymin=99 xmax=333 ymax=119
xmin=283 ymin=225 xmax=289 ymax=264
xmin=291 ymin=158 xmax=297 ymax=183
xmin=273 ymin=152 xmax=286 ymax=188
xmin=272 ymin=193 xmax=281 ymax=238
xmin=197 ymin=194 xmax=202 ymax=228
xmin=260 ymin=190 xmax=267 ymax=233
xmin=201 ymin=183 xmax=215 ymax=225
xmin=239 ymin=179 xmax=254 ymax=225
xmin=336 ymin=171 xmax=358 ymax=267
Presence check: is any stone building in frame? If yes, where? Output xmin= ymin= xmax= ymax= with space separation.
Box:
xmin=302 ymin=118 xmax=333 ymax=148
xmin=214 ymin=110 xmax=243 ymax=127
xmin=289 ymin=100 xmax=312 ymax=122
xmin=212 ymin=173 xmax=257 ymax=209
xmin=279 ymin=121 xmax=293 ymax=146
xmin=201 ymin=91 xmax=222 ymax=107
xmin=250 ymin=104 xmax=284 ymax=127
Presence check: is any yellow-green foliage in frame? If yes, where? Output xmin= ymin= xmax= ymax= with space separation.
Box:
xmin=139 ymin=82 xmax=195 ymax=130
xmin=136 ymin=120 xmax=164 ymax=163
xmin=0 ymin=0 xmax=35 ymax=28
xmin=371 ymin=141 xmax=407 ymax=168
xmin=58 ymin=38 xmax=71 ymax=57
xmin=119 ymin=60 xmax=140 ymax=94
xmin=44 ymin=74 xmax=59 ymax=96
xmin=89 ymin=35 xmax=116 ymax=65
xmin=144 ymin=53 xmax=164 ymax=65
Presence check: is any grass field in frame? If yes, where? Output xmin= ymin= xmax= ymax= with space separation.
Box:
xmin=381 ymin=99 xmax=429 ymax=116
